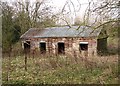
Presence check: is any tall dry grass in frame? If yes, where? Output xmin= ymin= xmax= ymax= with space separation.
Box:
xmin=2 ymin=48 xmax=118 ymax=84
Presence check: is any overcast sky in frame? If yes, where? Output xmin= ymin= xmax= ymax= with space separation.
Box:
xmin=51 ymin=0 xmax=90 ymax=17
xmin=49 ymin=0 xmax=91 ymax=24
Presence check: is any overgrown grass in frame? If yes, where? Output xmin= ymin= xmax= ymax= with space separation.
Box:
xmin=2 ymin=54 xmax=118 ymax=84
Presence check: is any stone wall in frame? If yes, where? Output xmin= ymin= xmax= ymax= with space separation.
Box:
xmin=22 ymin=37 xmax=97 ymax=57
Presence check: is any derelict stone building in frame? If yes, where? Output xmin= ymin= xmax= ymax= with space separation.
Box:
xmin=20 ymin=26 xmax=107 ymax=56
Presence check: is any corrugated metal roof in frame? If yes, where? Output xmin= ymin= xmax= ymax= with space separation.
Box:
xmin=20 ymin=26 xmax=101 ymax=38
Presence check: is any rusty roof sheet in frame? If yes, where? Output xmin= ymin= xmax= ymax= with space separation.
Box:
xmin=20 ymin=26 xmax=101 ymax=38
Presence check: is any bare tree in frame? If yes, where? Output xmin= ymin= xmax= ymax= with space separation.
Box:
xmin=84 ymin=0 xmax=119 ymax=28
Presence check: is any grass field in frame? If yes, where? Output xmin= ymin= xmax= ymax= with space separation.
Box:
xmin=2 ymin=54 xmax=118 ymax=84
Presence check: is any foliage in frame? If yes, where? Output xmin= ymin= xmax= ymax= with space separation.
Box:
xmin=2 ymin=3 xmax=21 ymax=52
xmin=11 ymin=25 xmax=21 ymax=44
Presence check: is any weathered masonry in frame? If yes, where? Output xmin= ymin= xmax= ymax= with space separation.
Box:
xmin=20 ymin=26 xmax=108 ymax=56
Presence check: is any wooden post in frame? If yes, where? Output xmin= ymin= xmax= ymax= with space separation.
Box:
xmin=24 ymin=49 xmax=27 ymax=71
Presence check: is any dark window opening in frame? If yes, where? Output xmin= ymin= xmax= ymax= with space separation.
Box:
xmin=40 ymin=42 xmax=46 ymax=54
xmin=80 ymin=44 xmax=88 ymax=51
xmin=24 ymin=41 xmax=30 ymax=53
xmin=58 ymin=43 xmax=65 ymax=54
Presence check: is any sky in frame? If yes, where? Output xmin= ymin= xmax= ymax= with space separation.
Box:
xmin=49 ymin=0 xmax=91 ymax=24
xmin=50 ymin=0 xmax=89 ymax=17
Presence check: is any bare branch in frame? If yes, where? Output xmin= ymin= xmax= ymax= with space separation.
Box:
xmin=94 ymin=19 xmax=119 ymax=29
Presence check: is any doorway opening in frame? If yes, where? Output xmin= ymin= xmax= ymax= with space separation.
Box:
xmin=58 ymin=42 xmax=65 ymax=54
xmin=24 ymin=41 xmax=30 ymax=53
xmin=39 ymin=42 xmax=46 ymax=54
